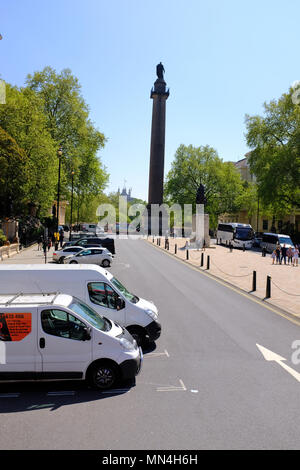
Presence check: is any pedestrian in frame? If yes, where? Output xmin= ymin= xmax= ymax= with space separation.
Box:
xmin=42 ymin=237 xmax=47 ymax=255
xmin=271 ymin=249 xmax=276 ymax=265
xmin=275 ymin=243 xmax=281 ymax=264
xmin=38 ymin=235 xmax=43 ymax=251
xmin=287 ymin=246 xmax=293 ymax=265
xmin=292 ymin=246 xmax=299 ymax=267
xmin=281 ymin=244 xmax=287 ymax=265
xmin=59 ymin=230 xmax=64 ymax=248
xmin=54 ymin=231 xmax=59 ymax=251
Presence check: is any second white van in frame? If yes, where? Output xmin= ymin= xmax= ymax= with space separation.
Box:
xmin=0 ymin=265 xmax=161 ymax=346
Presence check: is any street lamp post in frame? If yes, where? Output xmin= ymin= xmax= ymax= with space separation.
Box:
xmin=69 ymin=170 xmax=75 ymax=241
xmin=56 ymin=147 xmax=63 ymax=235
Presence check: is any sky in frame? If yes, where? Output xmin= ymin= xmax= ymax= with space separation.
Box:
xmin=1 ymin=0 xmax=300 ymax=200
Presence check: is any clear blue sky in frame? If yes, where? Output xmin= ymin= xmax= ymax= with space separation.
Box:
xmin=1 ymin=0 xmax=300 ymax=200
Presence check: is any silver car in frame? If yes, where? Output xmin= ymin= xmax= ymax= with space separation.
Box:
xmin=52 ymin=246 xmax=85 ymax=264
xmin=64 ymin=247 xmax=113 ymax=267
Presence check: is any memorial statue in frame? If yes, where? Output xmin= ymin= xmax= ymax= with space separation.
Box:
xmin=196 ymin=184 xmax=207 ymax=205
xmin=156 ymin=62 xmax=165 ymax=80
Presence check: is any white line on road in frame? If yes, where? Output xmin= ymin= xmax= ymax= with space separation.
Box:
xmin=146 ymin=349 xmax=169 ymax=358
xmin=157 ymin=379 xmax=186 ymax=392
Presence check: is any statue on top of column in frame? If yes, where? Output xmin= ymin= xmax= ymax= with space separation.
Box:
xmin=156 ymin=62 xmax=165 ymax=80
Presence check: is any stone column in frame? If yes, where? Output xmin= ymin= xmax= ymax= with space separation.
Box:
xmin=147 ymin=76 xmax=169 ymax=234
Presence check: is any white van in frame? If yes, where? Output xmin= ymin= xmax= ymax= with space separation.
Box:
xmin=0 ymin=292 xmax=142 ymax=389
xmin=260 ymin=233 xmax=294 ymax=253
xmin=0 ymin=265 xmax=161 ymax=346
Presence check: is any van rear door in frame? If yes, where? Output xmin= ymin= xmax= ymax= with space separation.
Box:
xmin=0 ymin=307 xmax=41 ymax=380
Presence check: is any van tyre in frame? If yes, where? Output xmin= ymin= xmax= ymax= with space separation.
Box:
xmin=102 ymin=259 xmax=110 ymax=268
xmin=70 ymin=260 xmax=78 ymax=264
xmin=88 ymin=361 xmax=119 ymax=390
xmin=59 ymin=257 xmax=65 ymax=264
xmin=126 ymin=326 xmax=146 ymax=347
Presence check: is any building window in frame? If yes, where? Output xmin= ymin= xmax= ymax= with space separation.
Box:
xmin=263 ymin=220 xmax=268 ymax=231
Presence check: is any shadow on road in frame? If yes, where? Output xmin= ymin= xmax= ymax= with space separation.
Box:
xmin=0 ymin=378 xmax=136 ymax=413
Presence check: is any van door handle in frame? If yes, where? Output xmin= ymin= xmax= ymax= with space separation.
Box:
xmin=39 ymin=338 xmax=45 ymax=349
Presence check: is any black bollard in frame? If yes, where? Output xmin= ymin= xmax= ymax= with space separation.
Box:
xmin=252 ymin=270 xmax=256 ymax=292
xmin=266 ymin=275 xmax=271 ymax=299
xmin=175 ymin=243 xmax=177 ymax=254
xmin=201 ymin=252 xmax=204 ymax=267
xmin=243 ymin=243 xmax=245 ymax=252
xmin=186 ymin=249 xmax=189 ymax=260
xmin=207 ymin=255 xmax=210 ymax=270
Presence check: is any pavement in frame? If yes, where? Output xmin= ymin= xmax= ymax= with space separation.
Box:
xmin=146 ymin=237 xmax=300 ymax=317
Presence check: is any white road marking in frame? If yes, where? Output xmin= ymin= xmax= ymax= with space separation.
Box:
xmin=146 ymin=349 xmax=169 ymax=358
xmin=257 ymin=343 xmax=300 ymax=383
xmin=157 ymin=379 xmax=186 ymax=392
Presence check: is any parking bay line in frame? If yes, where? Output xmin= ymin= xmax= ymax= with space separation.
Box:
xmin=156 ymin=379 xmax=187 ymax=392
xmin=145 ymin=349 xmax=169 ymax=358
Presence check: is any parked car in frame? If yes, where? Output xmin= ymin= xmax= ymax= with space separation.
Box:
xmin=64 ymin=247 xmax=113 ymax=267
xmin=52 ymin=246 xmax=90 ymax=264
xmin=62 ymin=236 xmax=115 ymax=255
xmin=252 ymin=234 xmax=263 ymax=248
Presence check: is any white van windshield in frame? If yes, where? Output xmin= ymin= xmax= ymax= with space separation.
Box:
xmin=111 ymin=277 xmax=139 ymax=304
xmin=279 ymin=236 xmax=293 ymax=245
xmin=69 ymin=298 xmax=110 ymax=331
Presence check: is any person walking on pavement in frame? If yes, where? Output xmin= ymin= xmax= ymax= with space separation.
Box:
xmin=281 ymin=244 xmax=287 ymax=265
xmin=271 ymin=249 xmax=276 ymax=265
xmin=54 ymin=231 xmax=59 ymax=251
xmin=59 ymin=230 xmax=64 ymax=248
xmin=287 ymin=246 xmax=293 ymax=265
xmin=275 ymin=243 xmax=281 ymax=264
xmin=38 ymin=235 xmax=43 ymax=251
xmin=292 ymin=246 xmax=299 ymax=267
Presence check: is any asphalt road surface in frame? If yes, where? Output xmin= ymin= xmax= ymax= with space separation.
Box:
xmin=0 ymin=238 xmax=300 ymax=450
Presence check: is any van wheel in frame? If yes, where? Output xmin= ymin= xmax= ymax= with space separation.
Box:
xmin=70 ymin=260 xmax=78 ymax=264
xmin=126 ymin=326 xmax=146 ymax=347
xmin=88 ymin=361 xmax=119 ymax=390
xmin=59 ymin=257 xmax=65 ymax=264
xmin=102 ymin=259 xmax=110 ymax=268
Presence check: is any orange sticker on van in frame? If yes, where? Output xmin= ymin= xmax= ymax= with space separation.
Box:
xmin=0 ymin=313 xmax=31 ymax=341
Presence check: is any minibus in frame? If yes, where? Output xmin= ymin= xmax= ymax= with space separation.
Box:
xmin=260 ymin=233 xmax=294 ymax=253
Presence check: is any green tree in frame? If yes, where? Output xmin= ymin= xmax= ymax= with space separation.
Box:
xmin=0 ymin=126 xmax=28 ymax=217
xmin=165 ymin=144 xmax=244 ymax=228
xmin=245 ymin=86 xmax=300 ymax=210
xmin=0 ymin=85 xmax=58 ymax=216
xmin=26 ymin=67 xmax=108 ymax=214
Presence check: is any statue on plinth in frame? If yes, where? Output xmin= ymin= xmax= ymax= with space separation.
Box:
xmin=156 ymin=62 xmax=165 ymax=80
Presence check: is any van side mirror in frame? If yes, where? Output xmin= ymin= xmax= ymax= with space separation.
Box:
xmin=116 ymin=297 xmax=125 ymax=310
xmin=83 ymin=327 xmax=92 ymax=341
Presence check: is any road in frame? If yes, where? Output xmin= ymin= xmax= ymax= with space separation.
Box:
xmin=0 ymin=238 xmax=300 ymax=450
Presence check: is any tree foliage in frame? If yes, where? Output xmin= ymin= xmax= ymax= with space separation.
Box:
xmin=0 ymin=67 xmax=108 ymax=222
xmin=245 ymin=87 xmax=300 ymax=210
xmin=165 ymin=144 xmax=244 ymax=227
